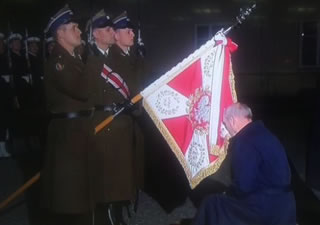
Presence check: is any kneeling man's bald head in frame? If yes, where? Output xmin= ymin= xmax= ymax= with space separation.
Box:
xmin=223 ymin=103 xmax=252 ymax=136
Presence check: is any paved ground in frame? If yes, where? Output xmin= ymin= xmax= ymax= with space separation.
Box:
xmin=0 ymin=158 xmax=29 ymax=225
xmin=1 ymin=94 xmax=320 ymax=225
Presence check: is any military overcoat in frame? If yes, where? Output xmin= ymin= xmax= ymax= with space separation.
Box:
xmin=41 ymin=44 xmax=93 ymax=214
xmin=85 ymin=43 xmax=144 ymax=204
xmin=108 ymin=45 xmax=145 ymax=190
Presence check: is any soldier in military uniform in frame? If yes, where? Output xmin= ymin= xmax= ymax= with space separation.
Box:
xmin=5 ymin=32 xmax=34 ymax=157
xmin=41 ymin=5 xmax=93 ymax=225
xmin=9 ymin=32 xmax=32 ymax=109
xmin=45 ymin=36 xmax=55 ymax=59
xmin=27 ymin=35 xmax=44 ymax=106
xmin=0 ymin=32 xmax=9 ymax=76
xmin=107 ymin=11 xmax=145 ymax=223
xmin=0 ymin=32 xmax=12 ymax=157
xmin=85 ymin=9 xmax=133 ymax=225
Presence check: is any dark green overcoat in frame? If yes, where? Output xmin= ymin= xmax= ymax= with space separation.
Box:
xmin=41 ymin=44 xmax=93 ymax=214
xmin=85 ymin=43 xmax=144 ymax=204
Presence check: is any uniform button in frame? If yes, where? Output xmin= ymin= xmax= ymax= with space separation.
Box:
xmin=103 ymin=89 xmax=106 ymax=92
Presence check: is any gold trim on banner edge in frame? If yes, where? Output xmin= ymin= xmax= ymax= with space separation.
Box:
xmin=141 ymin=47 xmax=237 ymax=189
xmin=143 ymin=100 xmax=193 ymax=181
xmin=230 ymin=62 xmax=238 ymax=102
xmin=143 ymin=100 xmax=230 ymax=189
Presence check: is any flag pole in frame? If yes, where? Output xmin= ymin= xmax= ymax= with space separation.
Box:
xmin=0 ymin=172 xmax=40 ymax=210
xmin=223 ymin=3 xmax=256 ymax=35
xmin=95 ymin=94 xmax=142 ymax=134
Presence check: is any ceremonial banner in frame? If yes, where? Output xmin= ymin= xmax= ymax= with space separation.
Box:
xmin=141 ymin=32 xmax=238 ymax=188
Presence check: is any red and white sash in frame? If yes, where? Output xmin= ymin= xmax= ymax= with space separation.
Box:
xmin=101 ymin=64 xmax=130 ymax=99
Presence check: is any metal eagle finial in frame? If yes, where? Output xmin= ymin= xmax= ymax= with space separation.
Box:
xmin=224 ymin=3 xmax=256 ymax=35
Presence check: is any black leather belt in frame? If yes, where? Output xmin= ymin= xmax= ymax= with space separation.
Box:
xmin=51 ymin=109 xmax=94 ymax=119
xmin=50 ymin=105 xmax=115 ymax=119
xmin=94 ymin=105 xmax=114 ymax=112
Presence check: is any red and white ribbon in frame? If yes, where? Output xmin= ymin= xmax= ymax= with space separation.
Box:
xmin=101 ymin=64 xmax=130 ymax=99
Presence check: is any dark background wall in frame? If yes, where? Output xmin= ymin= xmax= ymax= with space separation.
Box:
xmin=1 ymin=0 xmax=319 ymax=98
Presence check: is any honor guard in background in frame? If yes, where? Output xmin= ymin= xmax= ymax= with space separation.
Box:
xmin=0 ymin=32 xmax=10 ymax=77
xmin=25 ymin=35 xmax=45 ymax=154
xmin=7 ymin=32 xmax=35 ymax=157
xmin=84 ymin=9 xmax=125 ymax=225
xmin=27 ymin=36 xmax=42 ymax=82
xmin=9 ymin=32 xmax=31 ymax=109
xmin=41 ymin=5 xmax=93 ymax=225
xmin=107 ymin=10 xmax=145 ymax=223
xmin=27 ymin=36 xmax=44 ymax=106
xmin=45 ymin=36 xmax=55 ymax=59
xmin=0 ymin=32 xmax=10 ymax=86
xmin=0 ymin=32 xmax=11 ymax=157
xmin=9 ymin=33 xmax=26 ymax=74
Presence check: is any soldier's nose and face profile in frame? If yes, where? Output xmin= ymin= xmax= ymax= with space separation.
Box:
xmin=11 ymin=40 xmax=22 ymax=51
xmin=116 ymin=28 xmax=135 ymax=47
xmin=59 ymin=22 xmax=82 ymax=48
xmin=98 ymin=26 xmax=115 ymax=46
xmin=29 ymin=42 xmax=39 ymax=54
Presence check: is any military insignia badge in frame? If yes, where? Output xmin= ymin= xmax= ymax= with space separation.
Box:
xmin=56 ymin=63 xmax=64 ymax=71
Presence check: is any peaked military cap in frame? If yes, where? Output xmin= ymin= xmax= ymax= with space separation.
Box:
xmin=45 ymin=4 xmax=74 ymax=35
xmin=86 ymin=9 xmax=113 ymax=32
xmin=46 ymin=36 xmax=55 ymax=43
xmin=27 ymin=36 xmax=41 ymax=43
xmin=113 ymin=11 xmax=134 ymax=30
xmin=8 ymin=33 xmax=23 ymax=42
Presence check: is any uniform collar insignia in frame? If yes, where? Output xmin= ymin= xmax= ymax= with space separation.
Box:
xmin=56 ymin=62 xmax=64 ymax=71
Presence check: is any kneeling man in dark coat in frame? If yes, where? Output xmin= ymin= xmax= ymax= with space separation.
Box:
xmin=193 ymin=102 xmax=296 ymax=225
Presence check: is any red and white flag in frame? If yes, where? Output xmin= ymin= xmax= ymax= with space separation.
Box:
xmin=141 ymin=32 xmax=238 ymax=188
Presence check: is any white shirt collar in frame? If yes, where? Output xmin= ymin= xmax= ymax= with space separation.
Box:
xmin=95 ymin=43 xmax=109 ymax=56
xmin=124 ymin=47 xmax=130 ymax=56
xmin=28 ymin=51 xmax=37 ymax=57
